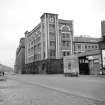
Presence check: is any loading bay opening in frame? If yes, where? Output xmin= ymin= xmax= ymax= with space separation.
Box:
xmin=79 ymin=56 xmax=89 ymax=75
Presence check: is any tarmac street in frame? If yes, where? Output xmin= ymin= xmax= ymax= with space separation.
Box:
xmin=0 ymin=74 xmax=105 ymax=105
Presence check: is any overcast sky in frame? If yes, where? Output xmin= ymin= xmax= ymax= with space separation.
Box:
xmin=0 ymin=0 xmax=105 ymax=67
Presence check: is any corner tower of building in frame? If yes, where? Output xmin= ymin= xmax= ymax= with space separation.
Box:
xmin=40 ymin=13 xmax=60 ymax=59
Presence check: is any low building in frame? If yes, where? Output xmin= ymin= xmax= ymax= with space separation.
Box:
xmin=72 ymin=36 xmax=102 ymax=75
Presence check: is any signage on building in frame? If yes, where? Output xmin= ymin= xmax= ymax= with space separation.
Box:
xmin=87 ymin=56 xmax=93 ymax=60
xmin=102 ymin=50 xmax=105 ymax=67
xmin=94 ymin=59 xmax=99 ymax=63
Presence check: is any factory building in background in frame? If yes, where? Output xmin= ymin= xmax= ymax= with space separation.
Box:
xmin=14 ymin=13 xmax=105 ymax=75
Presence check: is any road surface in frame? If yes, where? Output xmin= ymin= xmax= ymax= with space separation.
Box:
xmin=0 ymin=74 xmax=105 ymax=105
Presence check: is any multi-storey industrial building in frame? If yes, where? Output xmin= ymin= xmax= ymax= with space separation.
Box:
xmin=24 ymin=13 xmax=105 ymax=75
xmin=25 ymin=13 xmax=73 ymax=74
xmin=14 ymin=38 xmax=25 ymax=74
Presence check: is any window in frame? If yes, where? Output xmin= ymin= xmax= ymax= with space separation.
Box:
xmin=31 ymin=47 xmax=34 ymax=53
xmin=34 ymin=40 xmax=36 ymax=44
xmin=49 ymin=24 xmax=55 ymax=31
xmin=50 ymin=50 xmax=56 ymax=56
xmin=38 ymin=43 xmax=41 ymax=49
xmin=66 ymin=33 xmax=70 ymax=38
xmin=28 ymin=48 xmax=30 ymax=54
xmin=29 ymin=43 xmax=30 ymax=47
xmin=62 ymin=33 xmax=65 ymax=38
xmin=62 ymin=41 xmax=66 ymax=46
xmin=49 ymin=32 xmax=55 ymax=36
xmin=85 ymin=45 xmax=87 ymax=49
xmin=31 ymin=41 xmax=33 ymax=45
xmin=50 ymin=41 xmax=55 ymax=46
xmin=36 ymin=37 xmax=40 ymax=43
xmin=62 ymin=41 xmax=70 ymax=47
xmin=37 ymin=54 xmax=41 ymax=60
xmin=78 ymin=44 xmax=81 ymax=50
xmin=34 ymin=45 xmax=36 ymax=51
xmin=67 ymin=41 xmax=70 ymax=46
xmin=88 ymin=45 xmax=91 ymax=48
xmin=67 ymin=52 xmax=70 ymax=56
xmin=92 ymin=45 xmax=94 ymax=48
xmin=95 ymin=45 xmax=98 ymax=49
xmin=49 ymin=32 xmax=55 ymax=40
xmin=62 ymin=33 xmax=70 ymax=39
xmin=36 ymin=30 xmax=41 ymax=35
xmin=61 ymin=25 xmax=70 ymax=32
xmin=63 ymin=52 xmax=66 ymax=56
xmin=34 ymin=54 xmax=37 ymax=60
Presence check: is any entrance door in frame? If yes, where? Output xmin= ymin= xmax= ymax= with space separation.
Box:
xmin=79 ymin=56 xmax=89 ymax=75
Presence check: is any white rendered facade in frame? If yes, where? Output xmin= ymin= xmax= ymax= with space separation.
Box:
xmin=25 ymin=13 xmax=73 ymax=64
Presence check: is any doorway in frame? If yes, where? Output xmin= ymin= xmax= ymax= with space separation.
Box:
xmin=79 ymin=56 xmax=89 ymax=75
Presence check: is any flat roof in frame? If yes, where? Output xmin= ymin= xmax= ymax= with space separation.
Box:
xmin=77 ymin=50 xmax=101 ymax=57
xmin=74 ymin=37 xmax=101 ymax=43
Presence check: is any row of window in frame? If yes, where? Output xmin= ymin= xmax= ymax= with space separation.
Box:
xmin=63 ymin=51 xmax=71 ymax=56
xmin=85 ymin=44 xmax=98 ymax=49
xmin=28 ymin=50 xmax=71 ymax=58
xmin=34 ymin=54 xmax=41 ymax=60
xmin=28 ymin=56 xmax=34 ymax=62
xmin=28 ymin=36 xmax=41 ymax=47
xmin=34 ymin=43 xmax=41 ymax=50
xmin=75 ymin=44 xmax=99 ymax=51
xmin=62 ymin=32 xmax=71 ymax=39
xmin=32 ymin=30 xmax=41 ymax=39
xmin=28 ymin=43 xmax=41 ymax=54
xmin=28 ymin=54 xmax=41 ymax=62
xmin=28 ymin=30 xmax=41 ymax=42
xmin=62 ymin=41 xmax=71 ymax=47
xmin=28 ymin=44 xmax=98 ymax=55
xmin=34 ymin=37 xmax=41 ymax=44
xmin=79 ymin=59 xmax=88 ymax=64
xmin=28 ymin=47 xmax=34 ymax=54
